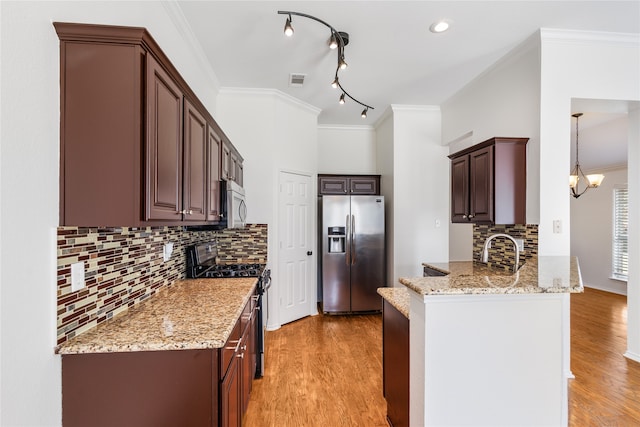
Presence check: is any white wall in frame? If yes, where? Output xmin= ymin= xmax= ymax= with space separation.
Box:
xmin=539 ymin=30 xmax=640 ymax=360
xmin=0 ymin=2 xmax=221 ymax=425
xmin=317 ymin=126 xmax=377 ymax=173
xmin=216 ymin=89 xmax=320 ymax=331
xmin=571 ymin=167 xmax=628 ymax=295
xmin=375 ymin=110 xmax=395 ymax=287
xmin=441 ymin=33 xmax=542 ymax=259
xmin=627 ymin=108 xmax=640 ymax=362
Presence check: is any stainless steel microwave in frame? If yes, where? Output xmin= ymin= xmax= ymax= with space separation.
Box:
xmin=226 ymin=180 xmax=247 ymax=229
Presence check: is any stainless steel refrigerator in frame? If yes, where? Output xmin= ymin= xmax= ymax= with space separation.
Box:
xmin=321 ymin=195 xmax=385 ymax=313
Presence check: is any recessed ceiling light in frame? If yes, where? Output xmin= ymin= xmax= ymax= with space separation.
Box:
xmin=430 ymin=20 xmax=450 ymax=33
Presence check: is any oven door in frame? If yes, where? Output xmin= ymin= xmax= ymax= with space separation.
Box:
xmin=227 ymin=180 xmax=247 ymax=229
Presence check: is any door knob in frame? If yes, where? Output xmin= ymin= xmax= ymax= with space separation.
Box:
xmin=307 ymin=251 xmax=313 ymax=256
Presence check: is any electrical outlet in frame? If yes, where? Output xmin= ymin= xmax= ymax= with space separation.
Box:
xmin=71 ymin=261 xmax=85 ymax=292
xmin=163 ymin=242 xmax=174 ymax=262
xmin=553 ymin=220 xmax=562 ymax=234
xmin=515 ymin=239 xmax=524 ymax=252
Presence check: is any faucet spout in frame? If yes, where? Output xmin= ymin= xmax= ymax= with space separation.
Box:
xmin=481 ymin=233 xmax=520 ymax=273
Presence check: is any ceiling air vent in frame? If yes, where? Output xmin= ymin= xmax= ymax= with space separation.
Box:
xmin=289 ymin=73 xmax=306 ymax=87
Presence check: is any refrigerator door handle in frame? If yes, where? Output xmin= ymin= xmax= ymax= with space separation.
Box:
xmin=351 ymin=215 xmax=356 ymax=265
xmin=345 ymin=214 xmax=351 ymax=265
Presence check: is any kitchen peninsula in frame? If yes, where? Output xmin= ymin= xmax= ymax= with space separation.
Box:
xmin=395 ymin=257 xmax=583 ymax=427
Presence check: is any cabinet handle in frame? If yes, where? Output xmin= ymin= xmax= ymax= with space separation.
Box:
xmin=178 ymin=209 xmax=186 ymax=215
xmin=462 ymin=214 xmax=467 ymax=219
xmin=187 ymin=210 xmax=193 ymax=215
xmin=468 ymin=214 xmax=475 ymax=219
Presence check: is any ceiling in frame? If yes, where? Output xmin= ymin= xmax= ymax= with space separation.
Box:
xmin=177 ymin=1 xmax=639 ymax=170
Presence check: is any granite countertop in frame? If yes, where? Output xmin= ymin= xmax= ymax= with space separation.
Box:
xmin=400 ymin=256 xmax=583 ymax=296
xmin=377 ymin=287 xmax=410 ymax=319
xmin=56 ymin=278 xmax=257 ymax=354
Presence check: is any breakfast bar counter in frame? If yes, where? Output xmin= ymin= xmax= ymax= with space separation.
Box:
xmin=401 ymin=256 xmax=583 ymax=296
xmin=400 ymin=256 xmax=583 ymax=427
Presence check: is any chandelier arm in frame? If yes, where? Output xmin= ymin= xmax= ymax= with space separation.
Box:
xmin=277 ymin=10 xmax=374 ymax=115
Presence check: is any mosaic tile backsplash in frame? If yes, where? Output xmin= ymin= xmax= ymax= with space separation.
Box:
xmin=473 ymin=224 xmax=538 ymax=272
xmin=57 ymin=224 xmax=267 ymax=345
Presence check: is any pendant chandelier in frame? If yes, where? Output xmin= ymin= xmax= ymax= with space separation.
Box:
xmin=569 ymin=113 xmax=604 ymax=198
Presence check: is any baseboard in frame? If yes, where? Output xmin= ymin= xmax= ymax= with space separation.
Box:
xmin=624 ymin=350 xmax=640 ymax=363
xmin=584 ymin=283 xmax=627 ymax=296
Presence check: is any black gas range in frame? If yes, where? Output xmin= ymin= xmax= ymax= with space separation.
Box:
xmin=186 ymin=242 xmax=265 ymax=279
xmin=186 ymin=242 xmax=271 ymax=378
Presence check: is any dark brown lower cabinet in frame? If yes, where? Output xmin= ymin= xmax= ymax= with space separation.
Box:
xmin=383 ymin=300 xmax=409 ymax=427
xmin=62 ymin=299 xmax=257 ymax=427
xmin=62 ymin=349 xmax=218 ymax=427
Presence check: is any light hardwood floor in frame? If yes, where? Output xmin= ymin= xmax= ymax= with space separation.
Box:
xmin=244 ymin=288 xmax=640 ymax=426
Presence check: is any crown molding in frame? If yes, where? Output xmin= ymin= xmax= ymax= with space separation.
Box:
xmin=162 ymin=1 xmax=220 ymax=92
xmin=218 ymin=87 xmax=321 ymax=116
xmin=318 ymin=124 xmax=375 ymax=131
xmin=540 ymin=28 xmax=640 ymax=47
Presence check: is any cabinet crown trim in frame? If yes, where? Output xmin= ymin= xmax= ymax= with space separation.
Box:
xmin=448 ymin=137 xmax=529 ymax=160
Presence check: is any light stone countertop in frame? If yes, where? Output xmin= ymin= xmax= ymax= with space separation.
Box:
xmin=400 ymin=256 xmax=583 ymax=296
xmin=56 ymin=278 xmax=257 ymax=354
xmin=377 ymin=287 xmax=410 ymax=319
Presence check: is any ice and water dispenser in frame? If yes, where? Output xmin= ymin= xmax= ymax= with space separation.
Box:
xmin=327 ymin=226 xmax=346 ymax=253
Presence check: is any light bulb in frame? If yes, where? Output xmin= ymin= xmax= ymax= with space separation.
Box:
xmin=328 ymin=33 xmax=338 ymax=49
xmin=331 ymin=77 xmax=339 ymax=89
xmin=361 ymin=108 xmax=368 ymax=118
xmin=339 ymin=93 xmax=345 ymax=104
xmin=284 ymin=17 xmax=294 ymax=37
xmin=339 ymin=57 xmax=348 ymax=70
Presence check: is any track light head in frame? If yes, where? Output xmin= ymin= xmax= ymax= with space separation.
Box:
xmin=331 ymin=77 xmax=339 ymax=89
xmin=361 ymin=108 xmax=368 ymax=118
xmin=328 ymin=33 xmax=338 ymax=49
xmin=339 ymin=57 xmax=348 ymax=70
xmin=339 ymin=93 xmax=346 ymax=104
xmin=284 ymin=15 xmax=294 ymax=37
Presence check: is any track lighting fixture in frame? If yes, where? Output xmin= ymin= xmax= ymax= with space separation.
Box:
xmin=277 ymin=10 xmax=374 ymax=119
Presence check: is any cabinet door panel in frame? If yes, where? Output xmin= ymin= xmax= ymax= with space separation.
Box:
xmin=350 ymin=177 xmax=379 ymax=195
xmin=221 ymin=358 xmax=241 ymax=427
xmin=146 ymin=55 xmax=183 ymax=221
xmin=469 ymin=146 xmax=493 ymax=222
xmin=208 ymin=126 xmax=222 ymax=221
xmin=318 ymin=176 xmax=348 ymax=195
xmin=451 ymin=156 xmax=469 ymax=223
xmin=184 ymin=99 xmax=207 ymax=221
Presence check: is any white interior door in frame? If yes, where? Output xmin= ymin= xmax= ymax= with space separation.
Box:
xmin=278 ymin=171 xmax=314 ymax=325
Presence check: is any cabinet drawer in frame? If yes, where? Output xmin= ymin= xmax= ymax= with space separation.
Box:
xmin=221 ymin=318 xmax=241 ymax=378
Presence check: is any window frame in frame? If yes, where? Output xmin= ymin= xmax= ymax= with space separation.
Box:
xmin=611 ymin=185 xmax=628 ymax=282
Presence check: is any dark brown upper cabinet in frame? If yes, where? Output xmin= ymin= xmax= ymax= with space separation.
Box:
xmin=222 ymin=140 xmax=244 ymax=186
xmin=55 ymin=22 xmax=239 ymax=227
xmin=449 ymin=137 xmax=528 ymax=225
xmin=318 ymin=174 xmax=380 ymax=195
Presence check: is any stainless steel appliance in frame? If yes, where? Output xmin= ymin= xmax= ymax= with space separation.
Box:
xmin=186 ymin=242 xmax=269 ymax=377
xmin=226 ymin=180 xmax=247 ymax=229
xmin=321 ymin=195 xmax=385 ymax=313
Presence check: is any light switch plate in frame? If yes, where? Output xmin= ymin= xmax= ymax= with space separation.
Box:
xmin=553 ymin=220 xmax=562 ymax=234
xmin=71 ymin=261 xmax=85 ymax=292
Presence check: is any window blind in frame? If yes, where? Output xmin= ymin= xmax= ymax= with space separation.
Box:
xmin=612 ymin=186 xmax=628 ymax=281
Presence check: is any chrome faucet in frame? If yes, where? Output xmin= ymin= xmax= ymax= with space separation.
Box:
xmin=481 ymin=233 xmax=520 ymax=273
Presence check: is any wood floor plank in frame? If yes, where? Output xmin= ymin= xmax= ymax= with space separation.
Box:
xmin=244 ymin=288 xmax=640 ymax=426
